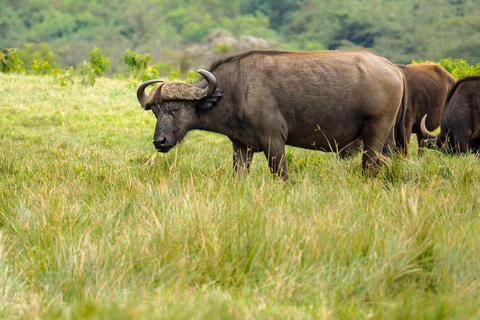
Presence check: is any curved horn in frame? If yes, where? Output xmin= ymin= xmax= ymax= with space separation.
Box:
xmin=136 ymin=79 xmax=164 ymax=109
xmin=198 ymin=69 xmax=217 ymax=96
xmin=420 ymin=114 xmax=438 ymax=138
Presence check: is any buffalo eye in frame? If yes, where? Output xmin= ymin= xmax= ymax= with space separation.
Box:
xmin=172 ymin=106 xmax=180 ymax=113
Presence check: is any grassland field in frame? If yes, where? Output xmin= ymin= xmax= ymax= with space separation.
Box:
xmin=1 ymin=73 xmax=480 ymax=319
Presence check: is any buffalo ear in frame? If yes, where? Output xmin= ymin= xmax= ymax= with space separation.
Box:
xmin=197 ymin=88 xmax=223 ymax=110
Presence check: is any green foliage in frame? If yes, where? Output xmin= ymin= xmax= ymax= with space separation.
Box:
xmin=286 ymin=0 xmax=480 ymax=63
xmin=78 ymin=61 xmax=97 ymax=86
xmin=124 ymin=50 xmax=153 ymax=77
xmin=212 ymin=42 xmax=233 ymax=54
xmin=218 ymin=11 xmax=278 ymax=40
xmin=413 ymin=58 xmax=480 ymax=80
xmin=73 ymin=47 xmax=110 ymax=85
xmin=165 ymin=6 xmax=219 ymax=43
xmin=52 ymin=66 xmax=75 ymax=86
xmin=88 ymin=46 xmax=110 ymax=77
xmin=123 ymin=50 xmax=182 ymax=82
xmin=0 ymin=48 xmax=25 ymax=73
xmin=29 ymin=59 xmax=54 ymax=75
xmin=241 ymin=0 xmax=303 ymax=30
xmin=2 ymin=0 xmax=480 ymax=69
xmin=438 ymin=58 xmax=480 ymax=80
xmin=19 ymin=43 xmax=58 ymax=69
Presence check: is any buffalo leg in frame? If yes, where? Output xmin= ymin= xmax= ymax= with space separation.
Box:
xmin=454 ymin=134 xmax=470 ymax=154
xmin=470 ymin=141 xmax=480 ymax=154
xmin=361 ymin=120 xmax=394 ymax=174
xmin=262 ymin=141 xmax=288 ymax=180
xmin=400 ymin=117 xmax=414 ymax=155
xmin=417 ymin=134 xmax=426 ymax=155
xmin=382 ymin=128 xmax=396 ymax=155
xmin=440 ymin=132 xmax=455 ymax=153
xmin=338 ymin=138 xmax=363 ymax=159
xmin=231 ymin=139 xmax=253 ymax=173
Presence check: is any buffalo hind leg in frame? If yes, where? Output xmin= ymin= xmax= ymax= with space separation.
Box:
xmin=362 ymin=120 xmax=394 ymax=175
xmin=231 ymin=139 xmax=254 ymax=174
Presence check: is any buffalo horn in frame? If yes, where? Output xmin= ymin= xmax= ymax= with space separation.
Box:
xmin=161 ymin=69 xmax=218 ymax=101
xmin=198 ymin=69 xmax=217 ymax=96
xmin=136 ymin=79 xmax=164 ymax=109
xmin=420 ymin=114 xmax=438 ymax=138
xmin=197 ymin=69 xmax=217 ymax=97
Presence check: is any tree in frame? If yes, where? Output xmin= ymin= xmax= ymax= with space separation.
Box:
xmin=241 ymin=0 xmax=303 ymax=30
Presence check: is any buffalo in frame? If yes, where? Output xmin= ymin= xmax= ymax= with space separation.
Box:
xmin=339 ymin=63 xmax=455 ymax=157
xmin=421 ymin=75 xmax=480 ymax=153
xmin=136 ymin=50 xmax=406 ymax=180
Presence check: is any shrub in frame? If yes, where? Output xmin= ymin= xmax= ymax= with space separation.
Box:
xmin=0 ymin=48 xmax=25 ymax=73
xmin=412 ymin=58 xmax=480 ymax=80
xmin=213 ymin=42 xmax=233 ymax=54
xmin=438 ymin=58 xmax=480 ymax=80
xmin=52 ymin=67 xmax=75 ymax=86
xmin=78 ymin=61 xmax=97 ymax=86
xmin=74 ymin=47 xmax=111 ymax=85
xmin=89 ymin=46 xmax=110 ymax=77
xmin=124 ymin=50 xmax=152 ymax=78
xmin=30 ymin=59 xmax=54 ymax=75
xmin=19 ymin=43 xmax=58 ymax=69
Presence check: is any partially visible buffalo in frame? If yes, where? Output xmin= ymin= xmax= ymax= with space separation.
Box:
xmin=339 ymin=63 xmax=455 ymax=157
xmin=421 ymin=76 xmax=480 ymax=153
xmin=136 ymin=49 xmax=406 ymax=180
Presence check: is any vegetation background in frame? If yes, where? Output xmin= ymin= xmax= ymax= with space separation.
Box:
xmin=2 ymin=0 xmax=480 ymax=74
xmin=2 ymin=0 xmax=480 ymax=319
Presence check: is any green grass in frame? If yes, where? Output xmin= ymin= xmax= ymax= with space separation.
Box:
xmin=1 ymin=73 xmax=480 ymax=319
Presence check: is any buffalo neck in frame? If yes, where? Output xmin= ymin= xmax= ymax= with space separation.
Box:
xmin=192 ymin=68 xmax=239 ymax=138
xmin=194 ymin=98 xmax=236 ymax=138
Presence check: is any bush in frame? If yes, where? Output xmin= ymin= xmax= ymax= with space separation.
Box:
xmin=75 ymin=47 xmax=111 ymax=85
xmin=412 ymin=58 xmax=480 ymax=80
xmin=0 ymin=48 xmax=25 ymax=73
xmin=52 ymin=67 xmax=75 ymax=86
xmin=124 ymin=50 xmax=152 ymax=78
xmin=438 ymin=58 xmax=480 ymax=80
xmin=19 ymin=43 xmax=58 ymax=69
xmin=78 ymin=61 xmax=97 ymax=86
xmin=89 ymin=46 xmax=110 ymax=77
xmin=30 ymin=59 xmax=54 ymax=75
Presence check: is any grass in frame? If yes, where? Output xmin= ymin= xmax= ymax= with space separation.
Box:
xmin=1 ymin=73 xmax=480 ymax=319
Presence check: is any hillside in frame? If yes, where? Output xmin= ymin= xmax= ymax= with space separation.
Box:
xmin=2 ymin=0 xmax=480 ymax=73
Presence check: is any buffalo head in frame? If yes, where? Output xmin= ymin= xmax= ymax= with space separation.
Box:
xmin=136 ymin=69 xmax=219 ymax=152
xmin=420 ymin=114 xmax=455 ymax=152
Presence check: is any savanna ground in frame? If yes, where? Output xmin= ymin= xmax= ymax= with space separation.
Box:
xmin=1 ymin=73 xmax=480 ymax=319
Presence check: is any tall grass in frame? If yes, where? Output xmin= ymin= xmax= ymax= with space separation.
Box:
xmin=1 ymin=73 xmax=480 ymax=319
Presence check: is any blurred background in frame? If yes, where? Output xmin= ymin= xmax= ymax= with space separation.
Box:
xmin=2 ymin=0 xmax=479 ymax=76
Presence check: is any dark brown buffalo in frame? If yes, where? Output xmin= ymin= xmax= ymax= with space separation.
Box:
xmin=339 ymin=63 xmax=455 ymax=157
xmin=136 ymin=50 xmax=406 ymax=180
xmin=421 ymin=76 xmax=480 ymax=153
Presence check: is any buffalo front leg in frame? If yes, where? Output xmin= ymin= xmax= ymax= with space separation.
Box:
xmin=231 ymin=139 xmax=254 ymax=174
xmin=263 ymin=141 xmax=288 ymax=180
xmin=417 ymin=134 xmax=427 ymax=155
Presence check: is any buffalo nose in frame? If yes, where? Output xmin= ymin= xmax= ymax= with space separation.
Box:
xmin=152 ymin=137 xmax=166 ymax=149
